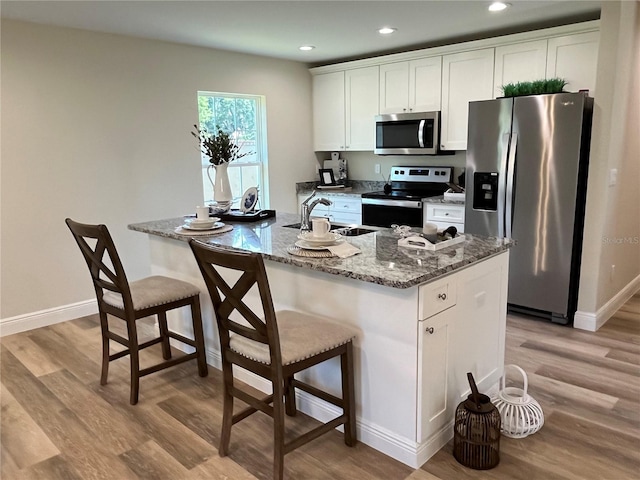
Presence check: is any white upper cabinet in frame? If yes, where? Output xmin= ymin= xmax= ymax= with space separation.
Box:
xmin=379 ymin=62 xmax=409 ymax=113
xmin=547 ymin=31 xmax=599 ymax=96
xmin=313 ymin=67 xmax=378 ymax=151
xmin=345 ymin=66 xmax=379 ymax=151
xmin=441 ymin=48 xmax=494 ymax=151
xmin=379 ymin=57 xmax=442 ymax=114
xmin=313 ymin=71 xmax=345 ymax=151
xmin=493 ymin=40 xmax=548 ymax=98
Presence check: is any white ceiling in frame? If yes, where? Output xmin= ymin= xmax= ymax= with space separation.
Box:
xmin=1 ymin=0 xmax=601 ymax=65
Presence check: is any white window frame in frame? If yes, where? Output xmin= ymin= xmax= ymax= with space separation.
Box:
xmin=197 ymin=91 xmax=269 ymax=209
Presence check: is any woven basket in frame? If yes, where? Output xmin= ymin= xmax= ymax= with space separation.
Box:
xmin=491 ymin=364 xmax=544 ymax=439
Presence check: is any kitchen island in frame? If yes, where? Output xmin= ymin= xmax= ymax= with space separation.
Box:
xmin=129 ymin=212 xmax=512 ymax=468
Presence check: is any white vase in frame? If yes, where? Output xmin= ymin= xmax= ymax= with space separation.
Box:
xmin=211 ymin=162 xmax=232 ymax=212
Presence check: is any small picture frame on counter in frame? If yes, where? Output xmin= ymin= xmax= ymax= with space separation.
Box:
xmin=319 ymin=168 xmax=336 ymax=186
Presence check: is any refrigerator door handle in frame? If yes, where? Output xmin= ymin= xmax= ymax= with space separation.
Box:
xmin=498 ymin=133 xmax=510 ymax=237
xmin=506 ymin=133 xmax=518 ymax=238
xmin=418 ymin=120 xmax=425 ymax=148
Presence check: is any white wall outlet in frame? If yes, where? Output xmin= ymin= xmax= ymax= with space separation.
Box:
xmin=375 ymin=164 xmax=381 ymax=174
xmin=609 ymin=168 xmax=618 ymax=186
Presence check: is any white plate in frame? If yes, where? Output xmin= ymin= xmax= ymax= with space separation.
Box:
xmin=182 ymin=221 xmax=225 ymax=231
xmin=297 ymin=231 xmax=343 ymax=245
xmin=240 ymin=187 xmax=259 ymax=213
xmin=295 ymin=238 xmax=344 ymax=251
xmin=189 ymin=216 xmax=221 ymax=224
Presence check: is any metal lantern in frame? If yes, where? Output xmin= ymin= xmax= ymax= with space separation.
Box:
xmin=453 ymin=373 xmax=501 ymax=470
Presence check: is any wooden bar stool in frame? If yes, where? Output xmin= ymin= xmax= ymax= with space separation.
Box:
xmin=189 ymin=239 xmax=357 ymax=480
xmin=66 ymin=218 xmax=208 ymax=405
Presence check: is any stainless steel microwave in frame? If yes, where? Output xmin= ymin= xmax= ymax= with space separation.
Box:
xmin=375 ymin=111 xmax=440 ymax=155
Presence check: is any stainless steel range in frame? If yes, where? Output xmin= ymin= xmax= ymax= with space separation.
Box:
xmin=362 ymin=166 xmax=452 ymax=227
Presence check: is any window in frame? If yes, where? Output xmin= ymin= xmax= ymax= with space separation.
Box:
xmin=197 ymin=92 xmax=269 ymax=209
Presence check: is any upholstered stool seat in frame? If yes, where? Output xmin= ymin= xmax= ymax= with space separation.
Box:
xmin=102 ymin=275 xmax=201 ymax=310
xmin=230 ymin=310 xmax=357 ymax=365
xmin=189 ymin=240 xmax=358 ymax=480
xmin=66 ymin=218 xmax=208 ymax=405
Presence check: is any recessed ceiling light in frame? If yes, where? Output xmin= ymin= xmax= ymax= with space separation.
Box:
xmin=488 ymin=2 xmax=510 ymax=12
xmin=299 ymin=45 xmax=315 ymax=51
xmin=378 ymin=27 xmax=397 ymax=35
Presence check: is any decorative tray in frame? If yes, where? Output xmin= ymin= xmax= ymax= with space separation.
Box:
xmin=398 ymin=234 xmax=465 ymax=251
xmin=218 ymin=209 xmax=276 ymax=222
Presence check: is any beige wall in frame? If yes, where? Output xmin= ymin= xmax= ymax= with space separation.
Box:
xmin=1 ymin=19 xmax=316 ymax=318
xmin=578 ymin=1 xmax=640 ymax=314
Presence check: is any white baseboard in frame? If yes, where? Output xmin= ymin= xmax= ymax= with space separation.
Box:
xmin=574 ymin=274 xmax=640 ymax=331
xmin=0 ymin=299 xmax=98 ymax=337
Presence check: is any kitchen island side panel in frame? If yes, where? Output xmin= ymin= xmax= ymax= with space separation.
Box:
xmin=147 ymin=235 xmax=422 ymax=465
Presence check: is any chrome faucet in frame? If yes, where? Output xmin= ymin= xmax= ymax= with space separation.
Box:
xmin=300 ymin=190 xmax=332 ymax=232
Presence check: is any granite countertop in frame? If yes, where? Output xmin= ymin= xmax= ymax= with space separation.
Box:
xmin=128 ymin=212 xmax=512 ymax=289
xmin=422 ymin=195 xmax=466 ymax=205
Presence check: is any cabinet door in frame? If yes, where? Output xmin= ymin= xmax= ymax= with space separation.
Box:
xmin=410 ymin=56 xmax=442 ymax=112
xmin=345 ymin=66 xmax=379 ymax=150
xmin=379 ymin=62 xmax=410 ymax=114
xmin=494 ymin=40 xmax=548 ymax=98
xmin=441 ymin=49 xmax=495 ymax=151
xmin=454 ymin=258 xmax=506 ymax=391
xmin=547 ymin=31 xmax=599 ymax=96
xmin=417 ymin=307 xmax=456 ymax=442
xmin=313 ymin=71 xmax=345 ymax=151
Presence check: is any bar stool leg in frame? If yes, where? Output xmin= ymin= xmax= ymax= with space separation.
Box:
xmin=99 ymin=311 xmax=110 ymax=385
xmin=273 ymin=378 xmax=286 ymax=480
xmin=342 ymin=341 xmax=357 ymax=446
xmin=191 ymin=297 xmax=208 ymax=377
xmin=219 ymin=359 xmax=234 ymax=456
xmin=157 ymin=311 xmax=171 ymax=360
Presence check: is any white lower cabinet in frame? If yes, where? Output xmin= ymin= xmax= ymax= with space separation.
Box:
xmin=416 ymin=253 xmax=508 ymax=451
xmin=425 ymin=203 xmax=465 ymax=233
xmin=297 ymin=193 xmax=362 ymax=225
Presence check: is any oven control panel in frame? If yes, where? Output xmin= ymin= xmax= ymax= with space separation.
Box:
xmin=389 ymin=166 xmax=452 ymax=183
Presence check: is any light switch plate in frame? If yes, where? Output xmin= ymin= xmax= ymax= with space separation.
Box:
xmin=609 ymin=168 xmax=618 ymax=186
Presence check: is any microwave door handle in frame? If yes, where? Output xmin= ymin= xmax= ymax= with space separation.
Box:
xmin=418 ymin=119 xmax=425 ymax=148
xmin=497 ymin=133 xmax=510 ymax=238
xmin=505 ymin=133 xmax=517 ymax=238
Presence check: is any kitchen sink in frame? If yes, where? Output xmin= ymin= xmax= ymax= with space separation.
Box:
xmin=283 ymin=223 xmax=376 ymax=237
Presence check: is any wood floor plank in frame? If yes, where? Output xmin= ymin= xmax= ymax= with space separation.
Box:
xmin=519 ymin=339 xmax=640 ymax=376
xmin=38 ymin=368 xmax=148 ymax=454
xmin=1 ymin=334 xmax=63 ymax=377
xmin=0 ymin=383 xmax=59 ymax=473
xmin=186 ymin=454 xmax=260 ymax=480
xmin=119 ymin=440 xmax=191 ymax=479
xmin=535 ymin=363 xmax=640 ymax=402
xmin=6 ymin=455 xmax=85 ymax=480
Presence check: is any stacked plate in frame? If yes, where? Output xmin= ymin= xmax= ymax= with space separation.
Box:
xmin=295 ymin=231 xmax=344 ymax=250
xmin=182 ymin=217 xmax=224 ymax=231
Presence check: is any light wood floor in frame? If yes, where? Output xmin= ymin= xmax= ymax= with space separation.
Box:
xmin=2 ymin=293 xmax=639 ymax=479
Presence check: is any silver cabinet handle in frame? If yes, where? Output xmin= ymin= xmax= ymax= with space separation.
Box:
xmin=438 ymin=293 xmax=447 ymax=300
xmin=426 ymin=327 xmax=434 ymax=334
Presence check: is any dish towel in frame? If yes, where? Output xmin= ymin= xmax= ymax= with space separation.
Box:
xmin=327 ymin=242 xmax=361 ymax=258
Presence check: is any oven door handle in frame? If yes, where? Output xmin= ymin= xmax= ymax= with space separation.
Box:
xmin=362 ymin=198 xmax=423 ymax=208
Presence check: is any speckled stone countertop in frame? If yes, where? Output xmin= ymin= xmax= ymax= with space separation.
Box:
xmin=128 ymin=212 xmax=511 ymax=289
xmin=422 ymin=195 xmax=465 ymax=205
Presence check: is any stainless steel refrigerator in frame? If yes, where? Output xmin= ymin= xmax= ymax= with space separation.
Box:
xmin=464 ymin=93 xmax=593 ymax=324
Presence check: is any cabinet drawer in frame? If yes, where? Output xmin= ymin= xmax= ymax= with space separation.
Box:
xmin=425 ymin=204 xmax=464 ymax=223
xmin=327 ymin=196 xmax=362 ymax=214
xmin=419 ymin=277 xmax=457 ymax=320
